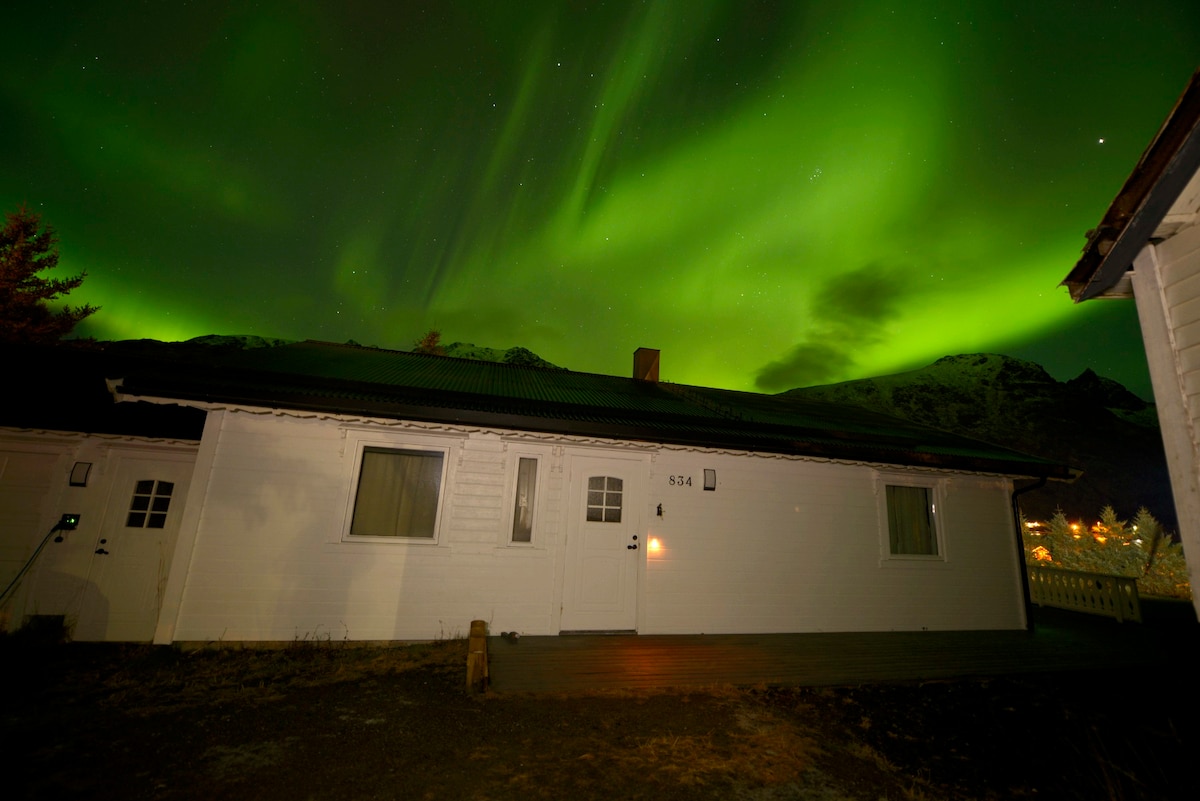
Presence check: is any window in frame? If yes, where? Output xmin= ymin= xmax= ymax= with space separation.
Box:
xmin=586 ymin=476 xmax=623 ymax=523
xmin=885 ymin=484 xmax=939 ymax=556
xmin=126 ymin=480 xmax=173 ymax=528
xmin=348 ymin=447 xmax=444 ymax=539
xmin=510 ymin=457 xmax=538 ymax=543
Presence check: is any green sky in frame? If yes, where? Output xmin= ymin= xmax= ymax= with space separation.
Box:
xmin=4 ymin=1 xmax=1198 ymax=397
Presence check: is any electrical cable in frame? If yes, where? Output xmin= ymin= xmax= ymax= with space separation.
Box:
xmin=0 ymin=522 xmax=67 ymax=606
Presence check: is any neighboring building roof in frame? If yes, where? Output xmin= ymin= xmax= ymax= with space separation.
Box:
xmin=111 ymin=339 xmax=1072 ymax=479
xmin=3 ymin=342 xmax=205 ymax=440
xmin=1063 ymin=67 xmax=1200 ymax=301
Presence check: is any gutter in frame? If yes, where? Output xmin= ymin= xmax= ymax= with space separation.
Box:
xmin=1011 ymin=476 xmax=1049 ymax=633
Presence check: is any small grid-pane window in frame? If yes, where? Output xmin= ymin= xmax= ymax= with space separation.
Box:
xmin=586 ymin=476 xmax=623 ymax=523
xmin=886 ymin=484 xmax=938 ymax=556
xmin=126 ymin=480 xmax=174 ymax=529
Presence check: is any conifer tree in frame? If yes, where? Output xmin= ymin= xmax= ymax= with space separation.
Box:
xmin=0 ymin=206 xmax=97 ymax=344
xmin=412 ymin=329 xmax=446 ymax=356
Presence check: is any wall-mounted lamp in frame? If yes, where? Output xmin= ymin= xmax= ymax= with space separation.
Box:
xmin=703 ymin=469 xmax=716 ymax=491
xmin=69 ymin=462 xmax=92 ymax=487
xmin=53 ymin=513 xmax=81 ymax=542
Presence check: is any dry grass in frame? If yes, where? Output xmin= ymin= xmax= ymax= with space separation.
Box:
xmin=77 ymin=638 xmax=466 ymax=714
xmin=607 ymin=704 xmax=817 ymax=787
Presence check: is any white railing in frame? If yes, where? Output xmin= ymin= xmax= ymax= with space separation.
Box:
xmin=1027 ymin=566 xmax=1142 ymax=623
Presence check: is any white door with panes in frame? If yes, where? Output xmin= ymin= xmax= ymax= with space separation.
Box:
xmin=73 ymin=454 xmax=194 ymax=641
xmin=559 ymin=454 xmax=646 ymax=632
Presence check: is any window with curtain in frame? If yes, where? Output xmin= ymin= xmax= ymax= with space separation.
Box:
xmin=510 ymin=457 xmax=538 ymax=543
xmin=885 ymin=484 xmax=938 ymax=556
xmin=349 ymin=447 xmax=444 ymax=539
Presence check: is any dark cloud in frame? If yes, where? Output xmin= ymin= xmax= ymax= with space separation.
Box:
xmin=756 ymin=342 xmax=853 ymax=390
xmin=755 ymin=264 xmax=911 ymax=391
xmin=814 ymin=265 xmax=908 ymax=323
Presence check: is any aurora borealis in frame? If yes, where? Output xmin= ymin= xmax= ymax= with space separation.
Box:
xmin=3 ymin=2 xmax=1198 ymax=397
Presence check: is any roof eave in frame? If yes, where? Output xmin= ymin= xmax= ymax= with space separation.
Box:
xmin=114 ymin=383 xmax=1073 ymax=481
xmin=1064 ymin=68 xmax=1200 ymax=302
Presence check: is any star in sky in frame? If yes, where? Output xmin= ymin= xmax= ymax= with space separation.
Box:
xmin=3 ymin=1 xmax=1198 ymax=399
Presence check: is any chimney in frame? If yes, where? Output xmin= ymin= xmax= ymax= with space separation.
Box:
xmin=633 ymin=347 xmax=660 ymax=382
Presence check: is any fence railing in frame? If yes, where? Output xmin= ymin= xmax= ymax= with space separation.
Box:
xmin=1027 ymin=566 xmax=1142 ymax=623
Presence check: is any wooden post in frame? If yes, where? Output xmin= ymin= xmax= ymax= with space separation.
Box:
xmin=466 ymin=619 xmax=489 ymax=693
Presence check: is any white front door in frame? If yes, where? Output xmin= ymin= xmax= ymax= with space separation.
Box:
xmin=560 ymin=454 xmax=646 ymax=632
xmin=73 ymin=455 xmax=194 ymax=641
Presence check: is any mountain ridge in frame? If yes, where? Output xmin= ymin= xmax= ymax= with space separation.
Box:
xmin=784 ymin=353 xmax=1173 ymax=530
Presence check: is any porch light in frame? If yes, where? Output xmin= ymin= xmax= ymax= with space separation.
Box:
xmin=648 ymin=537 xmax=662 ymax=553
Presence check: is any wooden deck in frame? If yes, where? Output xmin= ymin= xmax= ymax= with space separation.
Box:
xmin=488 ymin=603 xmax=1195 ymax=693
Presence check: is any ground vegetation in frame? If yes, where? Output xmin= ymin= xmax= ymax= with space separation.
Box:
xmin=4 ymin=633 xmax=1196 ymax=800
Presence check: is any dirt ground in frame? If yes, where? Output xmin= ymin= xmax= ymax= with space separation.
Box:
xmin=3 ymin=635 xmax=1197 ymax=801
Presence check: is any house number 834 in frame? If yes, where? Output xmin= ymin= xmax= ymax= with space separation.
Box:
xmin=668 ymin=475 xmax=692 ymax=487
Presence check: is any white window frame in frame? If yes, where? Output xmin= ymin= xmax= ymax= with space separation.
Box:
xmin=505 ymin=452 xmax=544 ymax=546
xmin=875 ymin=472 xmax=947 ymax=563
xmin=341 ymin=431 xmax=454 ymax=544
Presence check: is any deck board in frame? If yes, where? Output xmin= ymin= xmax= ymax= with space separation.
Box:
xmin=488 ymin=606 xmax=1186 ymax=693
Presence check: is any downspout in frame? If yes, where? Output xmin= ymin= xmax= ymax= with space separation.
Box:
xmin=1011 ymin=476 xmax=1047 ymax=633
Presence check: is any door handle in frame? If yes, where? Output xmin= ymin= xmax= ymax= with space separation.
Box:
xmin=95 ymin=548 xmax=109 ymax=555
xmin=627 ymin=544 xmax=638 ymax=550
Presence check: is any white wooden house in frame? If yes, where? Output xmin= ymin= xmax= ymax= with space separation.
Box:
xmin=1062 ymin=67 xmax=1200 ymax=617
xmin=0 ymin=345 xmax=205 ymax=640
xmin=3 ymin=340 xmax=1069 ymax=643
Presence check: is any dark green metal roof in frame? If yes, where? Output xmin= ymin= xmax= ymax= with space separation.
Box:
xmin=114 ymin=340 xmax=1072 ymax=478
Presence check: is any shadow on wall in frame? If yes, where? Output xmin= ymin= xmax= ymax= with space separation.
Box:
xmin=181 ymin=418 xmax=372 ymax=643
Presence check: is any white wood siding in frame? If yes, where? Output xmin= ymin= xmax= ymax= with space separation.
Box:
xmin=1158 ymin=224 xmax=1200 ymax=433
xmin=171 ymin=414 xmax=563 ymax=642
xmin=1135 ymin=224 xmax=1200 ymax=610
xmin=0 ymin=433 xmax=199 ymax=635
xmin=168 ymin=410 xmax=1026 ymax=642
xmin=641 ymin=453 xmax=1023 ymax=634
xmin=0 ymin=437 xmax=73 ymax=628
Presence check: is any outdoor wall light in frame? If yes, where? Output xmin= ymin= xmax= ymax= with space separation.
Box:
xmin=53 ymin=513 xmax=81 ymax=542
xmin=703 ymin=469 xmax=716 ymax=491
xmin=69 ymin=462 xmax=92 ymax=487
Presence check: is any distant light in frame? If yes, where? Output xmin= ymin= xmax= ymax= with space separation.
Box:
xmin=1098 ymin=138 xmax=1105 ymax=144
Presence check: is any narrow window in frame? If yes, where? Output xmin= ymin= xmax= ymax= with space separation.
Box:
xmin=886 ymin=484 xmax=938 ymax=555
xmin=349 ymin=447 xmax=444 ymax=539
xmin=511 ymin=457 xmax=538 ymax=543
xmin=586 ymin=476 xmax=623 ymax=523
xmin=126 ymin=480 xmax=174 ymax=529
